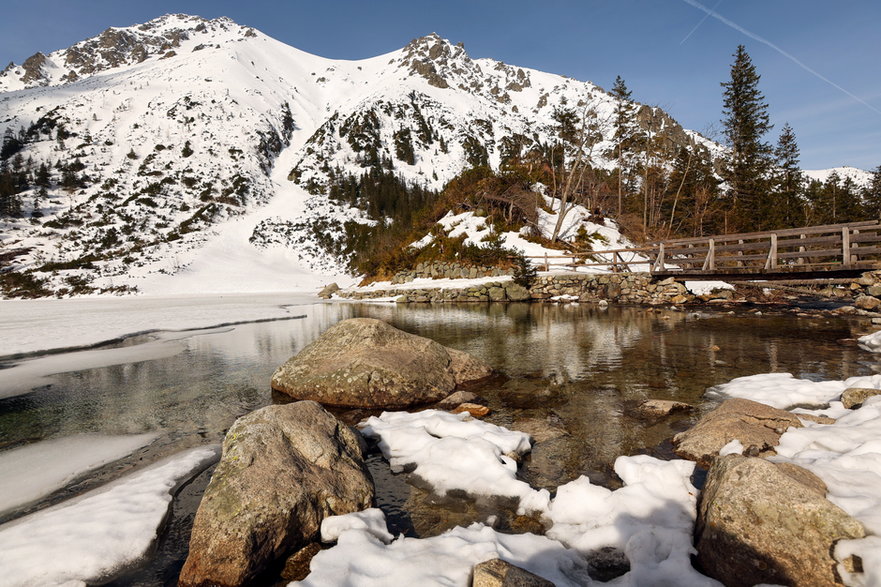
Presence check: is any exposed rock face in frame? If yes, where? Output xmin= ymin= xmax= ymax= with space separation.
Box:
xmin=855 ymin=295 xmax=881 ymax=311
xmin=472 ymin=558 xmax=555 ymax=587
xmin=436 ymin=390 xmax=485 ymax=409
xmin=178 ymin=401 xmax=373 ymax=587
xmin=673 ymin=398 xmax=804 ymax=467
xmin=696 ymin=455 xmax=865 ymax=587
xmin=317 ymin=282 xmax=340 ymax=299
xmin=841 ymin=387 xmax=881 ymax=409
xmin=271 ymin=318 xmax=493 ymax=408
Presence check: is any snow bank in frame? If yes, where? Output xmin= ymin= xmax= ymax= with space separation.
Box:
xmin=359 ymin=410 xmax=549 ymax=513
xmin=707 ymin=372 xmax=881 ymax=410
xmin=320 ymin=508 xmax=394 ymax=544
xmin=546 ymin=455 xmax=717 ymax=586
xmin=685 ymin=281 xmax=733 ymax=296
xmin=0 ymin=446 xmax=217 ymax=586
xmin=858 ymin=330 xmax=881 ymax=353
xmin=295 ymin=514 xmax=591 ymax=587
xmin=0 ymin=433 xmax=157 ymax=515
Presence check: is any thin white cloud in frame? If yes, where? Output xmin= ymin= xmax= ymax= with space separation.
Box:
xmin=681 ymin=0 xmax=881 ymax=118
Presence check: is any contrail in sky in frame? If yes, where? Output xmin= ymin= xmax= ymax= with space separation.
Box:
xmin=680 ymin=0 xmax=724 ymax=45
xmin=681 ymin=0 xmax=881 ymax=118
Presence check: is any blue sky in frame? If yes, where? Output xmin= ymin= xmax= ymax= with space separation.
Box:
xmin=2 ymin=0 xmax=879 ymax=170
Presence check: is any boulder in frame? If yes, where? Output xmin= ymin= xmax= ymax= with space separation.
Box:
xmin=178 ymin=401 xmax=373 ymax=587
xmin=504 ymin=283 xmax=532 ymax=301
xmin=854 ymin=295 xmax=881 ymax=311
xmin=271 ymin=318 xmax=493 ymax=408
xmin=673 ymin=398 xmax=804 ymax=467
xmin=472 ymin=558 xmax=555 ymax=587
xmin=841 ymin=387 xmax=881 ymax=409
xmin=488 ymin=286 xmax=507 ymax=301
xmin=696 ymin=455 xmax=865 ymax=587
xmin=317 ymin=282 xmax=340 ymax=299
xmin=636 ymin=399 xmax=694 ymax=418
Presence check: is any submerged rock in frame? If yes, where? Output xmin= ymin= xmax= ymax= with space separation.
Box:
xmin=635 ymin=399 xmax=694 ymax=418
xmin=452 ymin=402 xmax=491 ymax=418
xmin=178 ymin=401 xmax=373 ymax=587
xmin=271 ymin=318 xmax=492 ymax=408
xmin=672 ymin=398 xmax=804 ymax=467
xmin=436 ymin=390 xmax=486 ymax=409
xmin=696 ymin=454 xmax=865 ymax=587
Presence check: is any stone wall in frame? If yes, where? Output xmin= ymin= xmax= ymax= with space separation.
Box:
xmin=340 ymin=273 xmax=734 ymax=305
xmin=391 ymin=262 xmax=511 ymax=284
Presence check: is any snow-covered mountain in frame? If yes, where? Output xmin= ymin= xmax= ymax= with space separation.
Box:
xmin=0 ymin=14 xmax=719 ymax=297
xmin=803 ymin=166 xmax=873 ymax=188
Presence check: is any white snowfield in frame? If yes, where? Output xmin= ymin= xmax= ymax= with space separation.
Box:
xmin=803 ymin=166 xmax=873 ymax=189
xmin=858 ymin=329 xmax=881 ymax=352
xmin=0 ymin=446 xmax=218 ymax=587
xmin=711 ymin=371 xmax=881 ymax=585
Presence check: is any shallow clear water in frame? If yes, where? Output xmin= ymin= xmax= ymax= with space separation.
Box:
xmin=0 ymin=301 xmax=875 ymax=584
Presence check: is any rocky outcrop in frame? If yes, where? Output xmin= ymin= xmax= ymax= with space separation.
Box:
xmin=178 ymin=401 xmax=373 ymax=587
xmin=271 ymin=318 xmax=492 ymax=408
xmin=672 ymin=398 xmax=805 ymax=467
xmin=472 ymin=558 xmax=555 ymax=587
xmin=841 ymin=387 xmax=881 ymax=409
xmin=317 ymin=282 xmax=340 ymax=299
xmin=696 ymin=455 xmax=865 ymax=587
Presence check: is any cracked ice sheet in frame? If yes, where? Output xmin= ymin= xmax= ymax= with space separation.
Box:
xmin=0 ymin=446 xmax=217 ymax=587
xmin=0 ymin=433 xmax=158 ymax=515
xmin=359 ymin=409 xmax=549 ymax=513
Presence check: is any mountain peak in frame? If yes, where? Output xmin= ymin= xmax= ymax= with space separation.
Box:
xmin=398 ymin=33 xmax=471 ymax=89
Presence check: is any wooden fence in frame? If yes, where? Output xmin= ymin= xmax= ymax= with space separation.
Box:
xmin=522 ymin=220 xmax=881 ymax=277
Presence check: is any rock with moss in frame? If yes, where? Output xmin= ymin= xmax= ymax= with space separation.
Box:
xmin=696 ymin=454 xmax=865 ymax=587
xmin=271 ymin=318 xmax=492 ymax=408
xmin=178 ymin=401 xmax=373 ymax=587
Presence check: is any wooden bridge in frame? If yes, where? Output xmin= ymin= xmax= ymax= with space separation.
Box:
xmin=526 ymin=220 xmax=881 ymax=281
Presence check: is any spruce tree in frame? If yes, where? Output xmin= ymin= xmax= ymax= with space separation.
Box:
xmin=611 ymin=75 xmax=636 ymax=216
xmin=721 ymin=45 xmax=773 ymax=231
xmin=865 ymin=165 xmax=881 ymax=220
xmin=772 ymin=123 xmax=804 ymax=227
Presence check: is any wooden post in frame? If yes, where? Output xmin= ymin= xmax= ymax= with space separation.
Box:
xmin=797 ymin=233 xmax=806 ymax=265
xmin=702 ymin=238 xmax=715 ymax=271
xmin=737 ymin=239 xmax=744 ymax=267
xmin=613 ymin=251 xmax=620 ymax=273
xmin=544 ymin=252 xmax=549 ymax=272
xmin=653 ymin=243 xmax=665 ymax=272
xmin=764 ymin=233 xmax=778 ymax=270
xmin=842 ymin=227 xmax=851 ymax=267
xmin=687 ymin=243 xmax=694 ymax=269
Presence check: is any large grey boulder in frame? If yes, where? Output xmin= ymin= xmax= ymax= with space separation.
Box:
xmin=696 ymin=455 xmax=865 ymax=587
xmin=673 ymin=398 xmax=804 ymax=467
xmin=178 ymin=401 xmax=373 ymax=587
xmin=271 ymin=318 xmax=492 ymax=408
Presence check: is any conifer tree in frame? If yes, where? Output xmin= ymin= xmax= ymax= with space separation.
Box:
xmin=865 ymin=165 xmax=881 ymax=219
xmin=611 ymin=76 xmax=636 ymax=216
xmin=772 ymin=123 xmax=804 ymax=227
xmin=721 ymin=45 xmax=773 ymax=230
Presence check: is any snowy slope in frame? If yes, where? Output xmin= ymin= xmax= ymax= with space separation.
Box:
xmin=803 ymin=166 xmax=873 ymax=188
xmin=0 ymin=15 xmax=719 ymax=297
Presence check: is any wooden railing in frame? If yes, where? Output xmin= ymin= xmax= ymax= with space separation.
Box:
xmin=522 ymin=220 xmax=881 ymax=276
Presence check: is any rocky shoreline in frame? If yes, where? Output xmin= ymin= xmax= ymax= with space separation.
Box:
xmin=334 ymin=270 xmax=881 ymax=309
xmin=173 ymin=317 xmax=881 ymax=586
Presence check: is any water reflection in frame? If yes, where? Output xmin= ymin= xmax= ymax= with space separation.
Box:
xmin=0 ymin=303 xmax=873 ymax=515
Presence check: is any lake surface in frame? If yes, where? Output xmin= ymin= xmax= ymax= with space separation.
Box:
xmin=0 ymin=301 xmax=874 ymax=584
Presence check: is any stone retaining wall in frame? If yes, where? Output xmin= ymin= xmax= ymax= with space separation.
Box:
xmin=340 ymin=273 xmax=734 ymax=305
xmin=391 ymin=262 xmax=511 ymax=284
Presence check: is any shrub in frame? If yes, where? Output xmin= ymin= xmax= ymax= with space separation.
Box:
xmin=512 ymin=252 xmax=537 ymax=288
